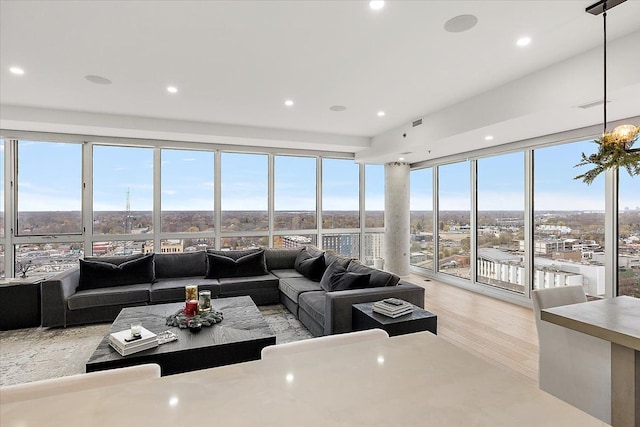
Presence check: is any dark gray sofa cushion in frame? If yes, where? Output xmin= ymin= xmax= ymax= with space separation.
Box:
xmin=149 ymin=277 xmax=220 ymax=303
xmin=78 ymin=253 xmax=155 ymax=291
xmin=205 ymin=249 xmax=268 ymax=278
xmin=155 ymin=252 xmax=206 ymax=278
xmin=324 ymin=252 xmax=351 ymax=269
xmin=319 ymin=262 xmax=370 ymax=291
xmin=294 ymin=249 xmax=326 ymax=282
xmin=68 ymin=283 xmax=151 ymax=310
xmin=298 ymin=290 xmax=326 ymax=327
xmin=83 ymin=253 xmax=145 ymax=265
xmin=270 ymin=269 xmax=304 ymax=279
xmin=265 ymin=248 xmax=302 ymax=270
xmin=207 ymin=248 xmax=262 ymax=260
xmin=347 ymin=261 xmax=400 ymax=288
xmin=279 ymin=277 xmax=323 ymax=303
xmin=218 ymin=274 xmax=279 ymax=293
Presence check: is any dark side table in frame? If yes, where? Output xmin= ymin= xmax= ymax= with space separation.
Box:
xmin=352 ymin=302 xmax=437 ymax=336
xmin=0 ymin=277 xmax=43 ymax=331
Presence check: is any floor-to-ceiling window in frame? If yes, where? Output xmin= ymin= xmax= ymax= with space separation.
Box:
xmin=476 ymin=152 xmax=525 ymax=294
xmin=437 ymin=162 xmax=471 ymax=279
xmin=160 ymin=148 xmax=215 ymax=252
xmin=273 ymin=155 xmax=317 ymax=248
xmin=364 ymin=164 xmax=384 ymax=266
xmin=533 ymin=141 xmax=604 ymax=297
xmin=322 ymin=158 xmax=360 ymax=258
xmin=93 ymin=145 xmax=153 ymax=256
xmin=410 ymin=168 xmax=433 ymax=271
xmin=220 ymin=152 xmax=268 ymax=249
xmin=618 ymin=171 xmax=640 ymax=297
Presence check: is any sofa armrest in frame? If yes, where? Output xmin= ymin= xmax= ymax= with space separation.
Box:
xmin=41 ymin=267 xmax=80 ymax=328
xmin=324 ymin=281 xmax=425 ymax=335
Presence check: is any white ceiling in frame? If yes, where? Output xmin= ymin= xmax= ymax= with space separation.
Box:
xmin=1 ymin=0 xmax=640 ymax=163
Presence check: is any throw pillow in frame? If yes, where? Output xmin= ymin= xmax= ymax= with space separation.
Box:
xmin=204 ymin=249 xmax=268 ymax=279
xmin=78 ymin=253 xmax=155 ymax=291
xmin=294 ymin=249 xmax=326 ymax=282
xmin=319 ymin=262 xmax=370 ymax=291
xmin=347 ymin=261 xmax=400 ymax=288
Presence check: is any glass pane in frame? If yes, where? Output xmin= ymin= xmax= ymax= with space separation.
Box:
xmin=161 ymin=149 xmax=214 ymax=233
xmin=15 ymin=243 xmax=83 ymax=279
xmin=618 ymin=171 xmax=639 ymax=297
xmin=322 ymin=159 xmax=359 ymax=229
xmin=0 ymin=245 xmax=4 ymax=278
xmin=274 ymin=156 xmax=316 ymax=230
xmin=0 ymin=139 xmax=4 ymax=238
xmin=365 ymin=164 xmax=384 ymax=228
xmin=221 ymin=153 xmax=268 ymax=232
xmin=322 ymin=233 xmax=360 ymax=258
xmin=363 ymin=232 xmax=385 ymax=267
xmin=91 ymin=240 xmax=151 ymax=257
xmin=221 ymin=236 xmax=268 ymax=250
xmin=438 ymin=162 xmax=471 ymax=279
xmin=534 ymin=141 xmax=604 ymax=297
xmin=93 ymin=146 xmax=153 ymax=234
xmin=410 ymin=168 xmax=434 ymax=270
xmin=477 ymin=153 xmax=525 ymax=293
xmin=17 ymin=141 xmax=82 ymax=235
xmin=273 ymin=235 xmax=318 ymax=248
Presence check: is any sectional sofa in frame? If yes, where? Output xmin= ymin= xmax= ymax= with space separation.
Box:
xmin=41 ymin=246 xmax=425 ymax=336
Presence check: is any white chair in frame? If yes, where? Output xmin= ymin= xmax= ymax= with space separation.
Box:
xmin=0 ymin=363 xmax=161 ymax=404
xmin=261 ymin=328 xmax=389 ymax=359
xmin=531 ymin=286 xmax=611 ymax=423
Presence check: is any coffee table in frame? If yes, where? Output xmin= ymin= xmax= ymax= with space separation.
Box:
xmin=86 ymin=296 xmax=276 ymax=376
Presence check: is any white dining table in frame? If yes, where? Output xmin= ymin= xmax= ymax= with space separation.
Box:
xmin=542 ymin=296 xmax=640 ymax=427
xmin=0 ymin=331 xmax=607 ymax=426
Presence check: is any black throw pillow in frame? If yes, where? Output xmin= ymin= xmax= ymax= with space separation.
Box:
xmin=78 ymin=253 xmax=155 ymax=291
xmin=205 ymin=249 xmax=267 ymax=279
xmin=294 ymin=249 xmax=326 ymax=282
xmin=319 ymin=262 xmax=370 ymax=291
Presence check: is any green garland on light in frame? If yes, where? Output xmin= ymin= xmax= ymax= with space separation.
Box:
xmin=574 ymin=125 xmax=640 ymax=185
xmin=166 ymin=309 xmax=224 ymax=329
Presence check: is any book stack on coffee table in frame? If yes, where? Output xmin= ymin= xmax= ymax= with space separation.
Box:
xmin=373 ymin=298 xmax=413 ymax=318
xmin=109 ymin=327 xmax=158 ymax=356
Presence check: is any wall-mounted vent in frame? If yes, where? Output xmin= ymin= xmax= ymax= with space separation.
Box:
xmin=412 ymin=118 xmax=423 ymax=127
xmin=577 ymin=99 xmax=609 ymax=109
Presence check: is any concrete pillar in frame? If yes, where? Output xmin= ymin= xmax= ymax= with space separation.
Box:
xmin=384 ymin=162 xmax=410 ymax=276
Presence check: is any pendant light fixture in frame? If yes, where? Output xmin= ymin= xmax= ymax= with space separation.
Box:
xmin=575 ymin=0 xmax=639 ymax=184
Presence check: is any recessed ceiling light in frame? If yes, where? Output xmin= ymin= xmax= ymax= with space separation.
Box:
xmin=85 ymin=75 xmax=112 ymax=85
xmin=484 ymin=135 xmax=494 ymax=141
xmin=167 ymin=86 xmax=178 ymax=94
xmin=284 ymin=99 xmax=294 ymax=107
xmin=516 ymin=37 xmax=531 ymax=47
xmin=444 ymin=15 xmax=478 ymax=33
xmin=9 ymin=66 xmax=24 ymax=75
xmin=377 ymin=111 xmax=385 ymax=117
xmin=369 ymin=1 xmax=384 ymax=11
xmin=329 ymin=105 xmax=346 ymax=112
xmin=399 ymin=157 xmax=405 ymax=161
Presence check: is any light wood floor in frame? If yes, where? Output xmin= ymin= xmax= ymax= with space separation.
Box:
xmin=405 ymin=274 xmax=539 ymax=385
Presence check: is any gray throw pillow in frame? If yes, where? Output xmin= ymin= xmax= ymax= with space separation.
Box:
xmin=320 ymin=261 xmax=370 ymax=291
xmin=78 ymin=253 xmax=155 ymax=290
xmin=204 ymin=249 xmax=267 ymax=279
xmin=294 ymin=249 xmax=326 ymax=282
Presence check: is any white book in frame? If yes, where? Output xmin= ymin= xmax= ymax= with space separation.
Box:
xmin=374 ymin=300 xmax=412 ymax=313
xmin=373 ymin=305 xmax=413 ymax=318
xmin=109 ymin=326 xmax=157 ymax=351
xmin=109 ymin=339 xmax=159 ymax=356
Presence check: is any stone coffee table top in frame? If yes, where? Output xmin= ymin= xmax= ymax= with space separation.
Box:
xmin=86 ymin=296 xmax=275 ymax=373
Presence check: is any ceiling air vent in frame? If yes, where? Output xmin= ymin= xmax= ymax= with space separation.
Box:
xmin=412 ymin=118 xmax=423 ymax=127
xmin=577 ymin=99 xmax=609 ymax=109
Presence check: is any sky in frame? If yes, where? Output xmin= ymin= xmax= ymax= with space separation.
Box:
xmin=4 ymin=138 xmax=639 ymax=213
